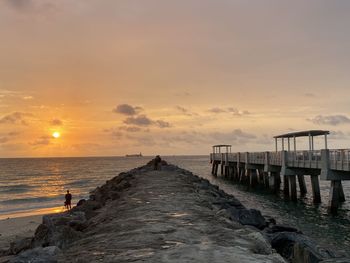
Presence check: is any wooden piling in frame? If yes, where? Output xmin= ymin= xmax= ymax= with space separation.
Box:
xmin=289 ymin=175 xmax=297 ymax=201
xmin=339 ymin=181 xmax=346 ymax=202
xmin=249 ymin=169 xmax=258 ymax=188
xmin=214 ymin=162 xmax=219 ymax=177
xmin=263 ymin=172 xmax=270 ymax=188
xmin=269 ymin=173 xmax=275 ymax=192
xmin=220 ymin=163 xmax=224 ymax=176
xmin=297 ymin=175 xmax=307 ymax=195
xmin=233 ymin=166 xmax=238 ymax=181
xmin=328 ymin=180 xmax=341 ymax=214
xmin=283 ymin=175 xmax=290 ymax=200
xmin=239 ymin=168 xmax=245 ymax=183
xmin=311 ymin=175 xmax=321 ymax=203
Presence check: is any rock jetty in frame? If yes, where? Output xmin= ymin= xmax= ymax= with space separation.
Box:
xmin=1 ymin=160 xmax=349 ymax=263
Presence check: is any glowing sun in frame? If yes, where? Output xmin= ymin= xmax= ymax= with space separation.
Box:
xmin=52 ymin=132 xmax=61 ymax=138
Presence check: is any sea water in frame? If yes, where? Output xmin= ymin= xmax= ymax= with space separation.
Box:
xmin=0 ymin=156 xmax=349 ymax=253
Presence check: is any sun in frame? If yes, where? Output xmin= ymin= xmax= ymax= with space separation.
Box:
xmin=52 ymin=132 xmax=61 ymax=138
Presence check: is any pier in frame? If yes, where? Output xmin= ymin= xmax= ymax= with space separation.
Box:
xmin=210 ymin=130 xmax=350 ymax=213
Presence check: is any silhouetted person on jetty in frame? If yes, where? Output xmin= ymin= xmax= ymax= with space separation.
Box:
xmin=154 ymin=155 xmax=162 ymax=170
xmin=65 ymin=190 xmax=72 ymax=210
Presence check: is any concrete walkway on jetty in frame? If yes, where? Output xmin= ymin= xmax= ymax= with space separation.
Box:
xmin=2 ymin=161 xmax=349 ymax=263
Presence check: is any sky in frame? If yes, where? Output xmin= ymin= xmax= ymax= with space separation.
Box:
xmin=1 ymin=0 xmax=350 ymax=157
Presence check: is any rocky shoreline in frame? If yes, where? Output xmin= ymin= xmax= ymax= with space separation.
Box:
xmin=1 ymin=160 xmax=349 ymax=262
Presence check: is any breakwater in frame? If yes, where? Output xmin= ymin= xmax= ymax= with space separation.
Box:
xmin=1 ymin=160 xmax=349 ymax=262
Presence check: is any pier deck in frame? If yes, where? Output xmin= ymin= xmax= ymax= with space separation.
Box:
xmin=210 ymin=130 xmax=350 ymax=213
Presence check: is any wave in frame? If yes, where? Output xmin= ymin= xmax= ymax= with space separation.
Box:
xmin=65 ymin=179 xmax=92 ymax=187
xmin=0 ymin=195 xmax=62 ymax=205
xmin=0 ymin=184 xmax=36 ymax=194
xmin=0 ymin=193 xmax=87 ymax=205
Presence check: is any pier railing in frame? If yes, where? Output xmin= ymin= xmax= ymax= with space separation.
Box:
xmin=329 ymin=149 xmax=350 ymax=171
xmin=211 ymin=149 xmax=350 ymax=172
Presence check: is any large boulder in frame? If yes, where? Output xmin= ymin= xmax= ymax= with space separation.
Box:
xmin=10 ymin=246 xmax=61 ymax=263
xmin=227 ymin=207 xmax=268 ymax=230
xmin=9 ymin=237 xmax=32 ymax=255
xmin=268 ymin=232 xmax=335 ymax=262
xmin=32 ymin=212 xmax=86 ymax=249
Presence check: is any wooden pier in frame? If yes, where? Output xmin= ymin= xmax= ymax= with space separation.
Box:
xmin=210 ymin=130 xmax=350 ymax=213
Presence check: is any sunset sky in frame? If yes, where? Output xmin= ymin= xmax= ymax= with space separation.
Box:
xmin=1 ymin=0 xmax=350 ymax=157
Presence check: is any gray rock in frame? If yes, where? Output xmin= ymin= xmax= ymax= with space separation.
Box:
xmin=320 ymin=259 xmax=350 ymax=263
xmin=228 ymin=207 xmax=267 ymax=230
xmin=10 ymin=246 xmax=61 ymax=263
xmin=270 ymin=232 xmax=335 ymax=262
xmin=9 ymin=237 xmax=32 ymax=255
xmin=32 ymin=212 xmax=86 ymax=248
xmin=265 ymin=224 xmax=301 ymax=234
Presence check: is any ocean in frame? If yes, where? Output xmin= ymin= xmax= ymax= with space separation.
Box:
xmin=0 ymin=156 xmax=349 ymax=253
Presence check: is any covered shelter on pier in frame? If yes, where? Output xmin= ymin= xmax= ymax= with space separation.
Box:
xmin=273 ymin=130 xmax=330 ymax=152
xmin=212 ymin=144 xmax=232 ymax=154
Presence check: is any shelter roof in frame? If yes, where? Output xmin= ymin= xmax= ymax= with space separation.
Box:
xmin=212 ymin=144 xmax=232 ymax=147
xmin=274 ymin=130 xmax=329 ymax=139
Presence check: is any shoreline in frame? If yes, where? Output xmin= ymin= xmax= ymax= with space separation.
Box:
xmin=0 ymin=206 xmax=63 ymax=221
xmin=0 ymin=215 xmax=42 ymax=253
xmin=0 ymin=208 xmax=60 ymax=254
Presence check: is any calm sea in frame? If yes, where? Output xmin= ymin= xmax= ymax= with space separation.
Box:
xmin=0 ymin=156 xmax=349 ymax=253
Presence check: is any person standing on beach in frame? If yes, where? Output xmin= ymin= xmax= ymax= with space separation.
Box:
xmin=65 ymin=190 xmax=72 ymax=210
xmin=154 ymin=155 xmax=162 ymax=170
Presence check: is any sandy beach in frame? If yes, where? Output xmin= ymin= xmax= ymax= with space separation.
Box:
xmin=0 ymin=215 xmax=42 ymax=251
xmin=0 ymin=206 xmax=63 ymax=252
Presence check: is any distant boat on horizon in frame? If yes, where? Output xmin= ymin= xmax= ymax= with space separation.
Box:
xmin=125 ymin=152 xmax=143 ymax=157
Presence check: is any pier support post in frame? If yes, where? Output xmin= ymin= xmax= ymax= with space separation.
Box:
xmin=220 ymin=163 xmax=224 ymax=176
xmin=328 ymin=180 xmax=341 ymax=214
xmin=283 ymin=175 xmax=290 ymax=200
xmin=211 ymin=163 xmax=215 ymax=175
xmin=269 ymin=172 xmax=281 ymax=194
xmin=269 ymin=173 xmax=275 ymax=192
xmin=249 ymin=169 xmax=258 ymax=189
xmin=233 ymin=166 xmax=239 ymax=181
xmin=239 ymin=168 xmax=245 ymax=183
xmin=214 ymin=162 xmax=219 ymax=177
xmin=311 ymin=175 xmax=321 ymax=203
xmin=263 ymin=172 xmax=270 ymax=188
xmin=297 ymin=175 xmax=307 ymax=195
xmin=339 ymin=181 xmax=346 ymax=202
xmin=289 ymin=175 xmax=297 ymax=202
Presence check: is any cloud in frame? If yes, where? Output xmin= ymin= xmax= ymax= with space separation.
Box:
xmin=113 ymin=104 xmax=142 ymax=116
xmin=155 ymin=120 xmax=171 ymax=128
xmin=328 ymin=130 xmax=350 ymax=140
xmin=30 ymin=136 xmax=51 ymax=146
xmin=175 ymin=106 xmax=197 ymax=116
xmin=208 ymin=107 xmax=226 ymax=113
xmin=51 ymin=118 xmax=63 ymax=126
xmin=23 ymin=96 xmax=34 ymax=100
xmin=0 ymin=112 xmax=31 ymax=125
xmin=0 ymin=131 xmax=20 ymax=144
xmin=7 ymin=131 xmax=20 ymax=137
xmin=124 ymin=115 xmax=152 ymax=126
xmin=208 ymin=107 xmax=250 ymax=116
xmin=5 ymin=0 xmax=31 ymax=10
xmin=4 ymin=0 xmax=57 ymax=14
xmin=119 ymin=126 xmax=143 ymax=133
xmin=124 ymin=115 xmax=171 ymax=128
xmin=227 ymin=107 xmax=250 ymax=116
xmin=176 ymin=106 xmax=189 ymax=114
xmin=308 ymin=115 xmax=350 ymax=126
xmin=209 ymin=129 xmax=256 ymax=144
xmin=0 ymin=137 xmax=9 ymax=144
